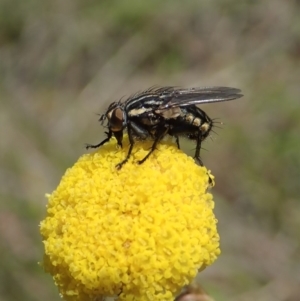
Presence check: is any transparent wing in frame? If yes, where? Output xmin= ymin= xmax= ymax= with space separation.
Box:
xmin=158 ymin=86 xmax=243 ymax=110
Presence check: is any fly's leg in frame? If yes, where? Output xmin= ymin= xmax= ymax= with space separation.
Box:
xmin=193 ymin=132 xmax=213 ymax=183
xmin=169 ymin=126 xmax=186 ymax=149
xmin=175 ymin=136 xmax=180 ymax=149
xmin=115 ymin=127 xmax=135 ymax=170
xmin=137 ymin=126 xmax=168 ymax=165
xmin=86 ymin=131 xmax=112 ymax=149
xmin=115 ymin=121 xmax=149 ymax=169
xmin=193 ymin=132 xmax=203 ymax=166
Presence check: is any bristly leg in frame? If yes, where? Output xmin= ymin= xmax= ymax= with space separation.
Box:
xmin=175 ymin=135 xmax=180 ymax=149
xmin=85 ymin=131 xmax=112 ymax=149
xmin=137 ymin=126 xmax=169 ymax=165
xmin=193 ymin=132 xmax=203 ymax=166
xmin=115 ymin=124 xmax=136 ymax=170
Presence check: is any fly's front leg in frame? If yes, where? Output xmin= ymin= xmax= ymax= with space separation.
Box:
xmin=114 ymin=130 xmax=123 ymax=148
xmin=115 ymin=126 xmax=135 ymax=170
xmin=86 ymin=131 xmax=112 ymax=149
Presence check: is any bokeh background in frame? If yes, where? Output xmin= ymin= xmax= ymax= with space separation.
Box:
xmin=1 ymin=0 xmax=300 ymax=300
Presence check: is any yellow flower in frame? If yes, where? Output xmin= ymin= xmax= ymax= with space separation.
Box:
xmin=40 ymin=137 xmax=220 ymax=301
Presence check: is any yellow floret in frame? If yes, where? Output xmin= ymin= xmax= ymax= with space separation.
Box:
xmin=40 ymin=137 xmax=220 ymax=301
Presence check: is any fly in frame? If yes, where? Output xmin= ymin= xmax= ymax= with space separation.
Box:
xmin=86 ymin=86 xmax=243 ymax=169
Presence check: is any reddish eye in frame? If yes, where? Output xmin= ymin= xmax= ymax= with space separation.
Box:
xmin=109 ymin=108 xmax=124 ymax=131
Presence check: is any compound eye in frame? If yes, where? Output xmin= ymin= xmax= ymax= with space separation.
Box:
xmin=109 ymin=108 xmax=124 ymax=131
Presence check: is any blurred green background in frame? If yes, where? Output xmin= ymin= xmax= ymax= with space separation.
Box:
xmin=1 ymin=0 xmax=300 ymax=300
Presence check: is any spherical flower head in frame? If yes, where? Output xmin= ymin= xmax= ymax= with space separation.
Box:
xmin=40 ymin=137 xmax=220 ymax=301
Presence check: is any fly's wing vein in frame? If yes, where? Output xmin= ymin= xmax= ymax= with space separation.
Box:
xmin=158 ymin=87 xmax=243 ymax=109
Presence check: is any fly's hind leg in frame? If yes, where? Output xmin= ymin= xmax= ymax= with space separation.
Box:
xmin=193 ymin=132 xmax=204 ymax=166
xmin=175 ymin=135 xmax=180 ymax=149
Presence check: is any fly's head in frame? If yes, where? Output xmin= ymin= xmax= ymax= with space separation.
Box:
xmin=102 ymin=102 xmax=127 ymax=147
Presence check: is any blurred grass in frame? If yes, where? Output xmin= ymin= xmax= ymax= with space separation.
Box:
xmin=1 ymin=0 xmax=300 ymax=300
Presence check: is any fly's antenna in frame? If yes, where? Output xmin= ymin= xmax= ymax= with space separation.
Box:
xmin=99 ymin=114 xmax=107 ymax=125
